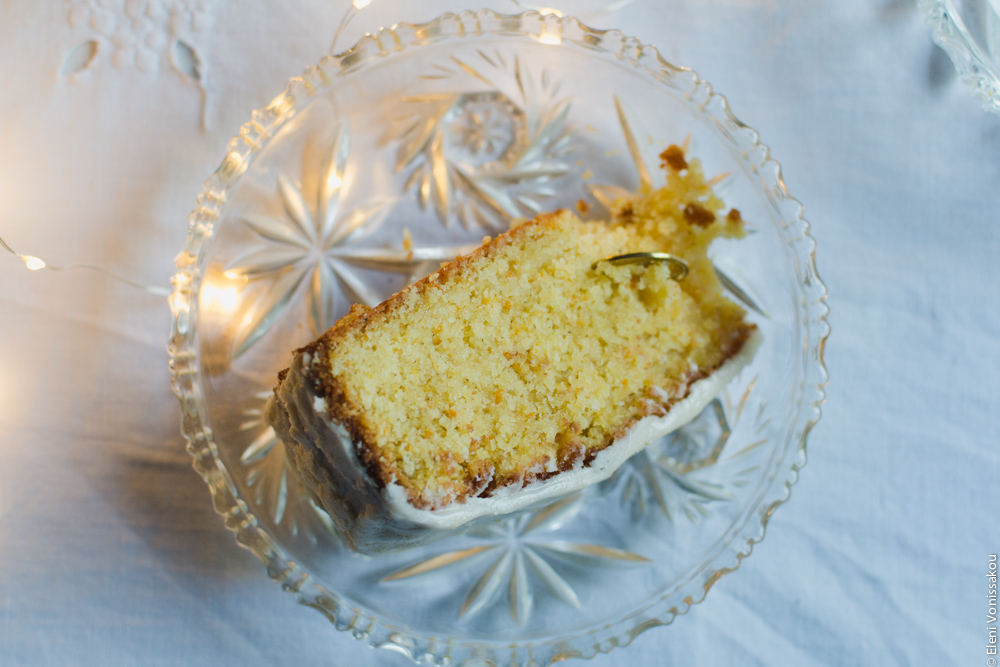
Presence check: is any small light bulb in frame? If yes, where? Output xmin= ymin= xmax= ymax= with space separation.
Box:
xmin=353 ymin=0 xmax=371 ymax=9
xmin=23 ymin=256 xmax=46 ymax=271
xmin=202 ymin=284 xmax=240 ymax=314
xmin=220 ymin=288 xmax=239 ymax=312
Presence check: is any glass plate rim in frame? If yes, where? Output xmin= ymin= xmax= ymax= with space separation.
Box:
xmin=167 ymin=8 xmax=830 ymax=665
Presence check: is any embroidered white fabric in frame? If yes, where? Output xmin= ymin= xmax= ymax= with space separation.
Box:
xmin=0 ymin=1 xmax=996 ymax=665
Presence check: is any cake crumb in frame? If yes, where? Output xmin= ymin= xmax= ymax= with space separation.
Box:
xmin=684 ymin=202 xmax=715 ymax=227
xmin=660 ymin=145 xmax=687 ymax=171
xmin=402 ymin=228 xmax=413 ymax=260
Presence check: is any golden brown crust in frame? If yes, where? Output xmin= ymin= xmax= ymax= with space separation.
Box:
xmin=310 ymin=211 xmax=566 ymax=347
xmin=683 ymin=202 xmax=716 ymax=227
xmin=660 ymin=145 xmax=688 ymax=172
xmin=294 ymin=334 xmax=389 ymax=493
xmin=283 ymin=212 xmax=755 ymax=510
xmin=297 ymin=214 xmax=569 ymax=509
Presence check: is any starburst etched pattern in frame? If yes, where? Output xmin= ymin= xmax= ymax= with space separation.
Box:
xmin=607 ymin=382 xmax=770 ymax=523
xmin=225 ymin=123 xmax=476 ymax=357
xmin=387 ymin=50 xmax=574 ymax=231
xmin=238 ymin=392 xmax=339 ymax=543
xmin=381 ymin=495 xmax=649 ymax=625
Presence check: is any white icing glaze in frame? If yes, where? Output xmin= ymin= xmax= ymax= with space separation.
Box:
xmin=267 ymin=330 xmax=761 ymax=553
xmin=380 ymin=329 xmax=761 ymax=530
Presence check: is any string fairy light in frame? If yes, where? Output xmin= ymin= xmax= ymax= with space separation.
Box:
xmin=1 ymin=1 xmax=379 ymax=299
xmin=330 ymin=0 xmax=375 ymax=55
xmin=0 ymin=232 xmax=170 ymax=297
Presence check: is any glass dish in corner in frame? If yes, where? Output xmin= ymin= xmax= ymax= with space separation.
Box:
xmin=923 ymin=0 xmax=1000 ymax=114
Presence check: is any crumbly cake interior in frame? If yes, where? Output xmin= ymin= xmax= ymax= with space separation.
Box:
xmin=319 ymin=149 xmax=751 ymax=509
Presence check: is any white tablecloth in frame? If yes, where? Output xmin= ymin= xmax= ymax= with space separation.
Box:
xmin=1 ymin=1 xmax=997 ymax=665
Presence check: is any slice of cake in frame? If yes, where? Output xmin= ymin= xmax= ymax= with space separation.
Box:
xmin=266 ymin=148 xmax=759 ymax=553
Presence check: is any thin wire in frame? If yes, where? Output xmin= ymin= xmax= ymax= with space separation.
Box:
xmin=0 ymin=234 xmax=21 ymax=258
xmin=2 ymin=0 xmax=377 ymax=299
xmin=0 ymin=232 xmax=171 ymax=297
xmin=329 ymin=3 xmax=361 ymax=55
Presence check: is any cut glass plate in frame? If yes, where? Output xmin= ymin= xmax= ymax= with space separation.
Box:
xmin=168 ymin=10 xmax=829 ymax=666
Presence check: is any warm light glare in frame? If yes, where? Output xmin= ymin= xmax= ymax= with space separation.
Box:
xmin=539 ymin=7 xmax=564 ymax=16
xmin=326 ymin=174 xmax=342 ymax=190
xmin=22 ymin=255 xmax=46 ymax=271
xmin=202 ymin=284 xmax=240 ymax=314
xmin=353 ymin=0 xmax=371 ymax=8
xmin=539 ymin=32 xmax=562 ymax=45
